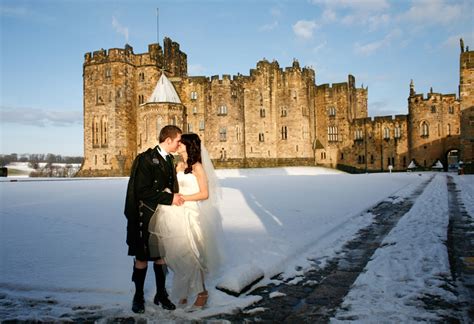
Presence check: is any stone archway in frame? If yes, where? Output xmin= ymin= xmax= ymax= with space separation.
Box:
xmin=446 ymin=149 xmax=460 ymax=172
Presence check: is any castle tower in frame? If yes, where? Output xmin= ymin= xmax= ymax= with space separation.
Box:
xmin=459 ymin=39 xmax=474 ymax=165
xmin=137 ymin=72 xmax=185 ymax=153
xmin=78 ymin=38 xmax=188 ymax=176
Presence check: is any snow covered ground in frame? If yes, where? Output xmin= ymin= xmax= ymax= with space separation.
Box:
xmin=0 ymin=167 xmax=472 ymax=322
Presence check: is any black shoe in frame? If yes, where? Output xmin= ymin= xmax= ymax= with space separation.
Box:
xmin=154 ymin=294 xmax=176 ymax=310
xmin=132 ymin=293 xmax=145 ymax=314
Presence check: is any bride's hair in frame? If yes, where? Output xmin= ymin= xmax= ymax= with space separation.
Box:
xmin=181 ymin=133 xmax=202 ymax=174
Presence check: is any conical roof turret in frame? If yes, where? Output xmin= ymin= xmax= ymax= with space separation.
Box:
xmin=147 ymin=73 xmax=181 ymax=104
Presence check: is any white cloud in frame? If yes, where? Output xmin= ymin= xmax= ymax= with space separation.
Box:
xmin=293 ymin=20 xmax=318 ymax=39
xmin=112 ymin=16 xmax=129 ymax=42
xmin=322 ymin=9 xmax=337 ymax=23
xmin=313 ymin=40 xmax=328 ymax=53
xmin=399 ymin=0 xmax=463 ymax=26
xmin=0 ymin=106 xmax=82 ymax=127
xmin=354 ymin=28 xmax=402 ymax=56
xmin=311 ymin=0 xmax=389 ymax=12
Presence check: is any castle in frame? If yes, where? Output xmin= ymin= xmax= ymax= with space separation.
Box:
xmin=77 ymin=37 xmax=473 ymax=177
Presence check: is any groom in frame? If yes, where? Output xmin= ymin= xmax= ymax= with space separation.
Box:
xmin=124 ymin=125 xmax=185 ymax=313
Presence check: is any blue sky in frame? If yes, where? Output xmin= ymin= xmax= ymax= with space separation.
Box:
xmin=1 ymin=0 xmax=473 ymax=156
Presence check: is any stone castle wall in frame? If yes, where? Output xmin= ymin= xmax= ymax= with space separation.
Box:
xmin=79 ymin=38 xmax=472 ymax=176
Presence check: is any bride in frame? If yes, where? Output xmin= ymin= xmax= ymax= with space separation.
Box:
xmin=149 ymin=133 xmax=223 ymax=308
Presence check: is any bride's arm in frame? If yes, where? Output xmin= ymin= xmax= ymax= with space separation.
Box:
xmin=182 ymin=163 xmax=209 ymax=201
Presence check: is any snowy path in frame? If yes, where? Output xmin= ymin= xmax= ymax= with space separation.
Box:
xmin=213 ymin=175 xmax=434 ymax=322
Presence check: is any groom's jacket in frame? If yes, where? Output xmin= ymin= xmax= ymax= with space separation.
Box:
xmin=124 ymin=146 xmax=179 ymax=259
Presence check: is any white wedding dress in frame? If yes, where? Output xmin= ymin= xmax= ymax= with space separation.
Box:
xmin=149 ymin=171 xmax=207 ymax=300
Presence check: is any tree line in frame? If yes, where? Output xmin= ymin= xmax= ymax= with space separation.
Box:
xmin=0 ymin=153 xmax=83 ymax=166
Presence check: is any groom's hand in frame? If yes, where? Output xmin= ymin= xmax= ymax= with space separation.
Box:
xmin=172 ymin=194 xmax=185 ymax=206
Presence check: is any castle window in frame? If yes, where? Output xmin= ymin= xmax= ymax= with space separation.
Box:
xmin=191 ymin=91 xmax=198 ymax=100
xmin=220 ymin=148 xmax=227 ymax=160
xmin=421 ymin=121 xmax=429 ymax=137
xmin=139 ymin=72 xmax=145 ymax=82
xmin=109 ymin=92 xmax=112 ymax=102
xmin=138 ymin=94 xmax=145 ymax=105
xmin=302 ymin=125 xmax=309 ymax=139
xmin=447 ymin=123 xmax=451 ymax=136
xmin=95 ymin=155 xmax=97 ymax=165
xmin=341 ymin=153 xmax=344 ymax=160
xmin=383 ymin=127 xmax=390 ymax=140
xmin=355 ymin=129 xmax=363 ymax=140
xmin=199 ymin=120 xmax=205 ymax=130
xmin=104 ymin=154 xmax=107 ymax=164
xmin=371 ymin=155 xmax=374 ymax=164
xmin=321 ymin=152 xmax=326 ymax=160
xmin=105 ymin=67 xmax=112 ymax=79
xmin=449 ymin=106 xmax=454 ymax=114
xmin=236 ymin=126 xmax=242 ymax=142
xmin=328 ymin=107 xmax=336 ymax=117
xmin=219 ymin=127 xmax=227 ymax=141
xmin=259 ymin=133 xmax=265 ymax=142
xmin=101 ymin=116 xmax=108 ymax=146
xmin=394 ymin=126 xmax=401 ymax=139
xmin=218 ymin=105 xmax=228 ymax=116
xmin=281 ymin=126 xmax=288 ymax=140
xmin=93 ymin=117 xmax=100 ymax=147
xmin=260 ymin=108 xmax=266 ymax=118
xmin=328 ymin=126 xmax=338 ymax=142
xmin=192 ymin=106 xmax=198 ymax=114
xmin=188 ymin=123 xmax=193 ymax=132
xmin=431 ymin=105 xmax=436 ymax=113
xmin=281 ymin=106 xmax=288 ymax=117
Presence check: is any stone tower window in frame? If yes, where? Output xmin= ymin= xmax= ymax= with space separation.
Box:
xmin=281 ymin=106 xmax=287 ymax=117
xmin=219 ymin=127 xmax=227 ymax=141
xmin=328 ymin=126 xmax=338 ymax=142
xmin=447 ymin=124 xmax=451 ymax=136
xmin=191 ymin=91 xmax=198 ymax=100
xmin=218 ymin=105 xmax=228 ymax=116
xmin=236 ymin=126 xmax=242 ymax=142
xmin=421 ymin=121 xmax=429 ymax=137
xmin=449 ymin=106 xmax=454 ymax=114
xmin=259 ymin=133 xmax=265 ymax=142
xmin=328 ymin=107 xmax=336 ymax=117
xmin=281 ymin=126 xmax=288 ymax=140
xmin=431 ymin=105 xmax=436 ymax=113
xmin=139 ymin=72 xmax=145 ymax=82
xmin=92 ymin=117 xmax=100 ymax=147
xmin=260 ymin=108 xmax=266 ymax=118
xmin=192 ymin=106 xmax=198 ymax=114
xmin=105 ymin=67 xmax=112 ymax=79
xmin=104 ymin=154 xmax=107 ymax=164
xmin=394 ymin=126 xmax=401 ymax=139
xmin=383 ymin=127 xmax=390 ymax=140
xmin=138 ymin=95 xmax=145 ymax=105
xmin=101 ymin=116 xmax=108 ymax=146
xmin=355 ymin=129 xmax=363 ymax=140
xmin=199 ymin=120 xmax=205 ymax=130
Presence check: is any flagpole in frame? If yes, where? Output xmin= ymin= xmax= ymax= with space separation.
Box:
xmin=156 ymin=8 xmax=159 ymax=45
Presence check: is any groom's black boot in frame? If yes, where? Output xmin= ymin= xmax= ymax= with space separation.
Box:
xmin=131 ymin=266 xmax=147 ymax=314
xmin=153 ymin=263 xmax=176 ymax=310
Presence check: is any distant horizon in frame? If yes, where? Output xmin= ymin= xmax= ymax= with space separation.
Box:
xmin=1 ymin=0 xmax=472 ymax=155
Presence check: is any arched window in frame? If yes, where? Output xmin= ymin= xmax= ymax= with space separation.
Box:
xmin=219 ymin=127 xmax=227 ymax=141
xmin=281 ymin=126 xmax=288 ymax=140
xmin=383 ymin=127 xmax=390 ymax=139
xmin=394 ymin=126 xmax=401 ymax=139
xmin=218 ymin=105 xmax=228 ymax=115
xmin=421 ymin=121 xmax=429 ymax=137
xmin=101 ymin=116 xmax=108 ymax=145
